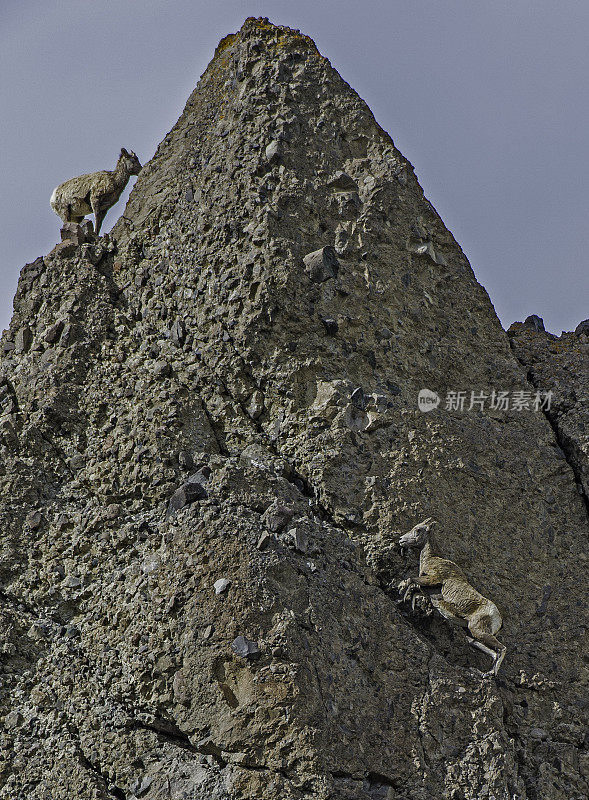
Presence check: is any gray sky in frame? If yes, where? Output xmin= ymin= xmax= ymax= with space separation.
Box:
xmin=1 ymin=0 xmax=587 ymax=334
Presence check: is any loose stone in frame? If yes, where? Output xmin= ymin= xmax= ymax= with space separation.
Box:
xmin=231 ymin=636 xmax=260 ymax=659
xmin=303 ymin=246 xmax=340 ymax=282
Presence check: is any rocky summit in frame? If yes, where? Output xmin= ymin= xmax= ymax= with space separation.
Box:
xmin=0 ymin=17 xmax=587 ymax=800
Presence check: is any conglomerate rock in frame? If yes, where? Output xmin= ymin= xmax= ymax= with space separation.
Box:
xmin=0 ymin=17 xmax=587 ymax=800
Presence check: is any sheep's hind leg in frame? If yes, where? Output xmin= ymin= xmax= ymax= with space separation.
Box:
xmin=58 ymin=205 xmax=85 ymax=227
xmin=466 ymin=636 xmax=496 ymax=660
xmin=59 ymin=204 xmax=74 ymax=223
xmin=467 ymin=622 xmax=506 ymax=676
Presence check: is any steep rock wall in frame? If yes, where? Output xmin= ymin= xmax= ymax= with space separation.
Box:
xmin=509 ymin=320 xmax=589 ymax=502
xmin=0 ymin=18 xmax=586 ymax=800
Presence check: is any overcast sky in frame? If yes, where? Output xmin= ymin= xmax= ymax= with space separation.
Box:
xmin=1 ymin=0 xmax=587 ymax=334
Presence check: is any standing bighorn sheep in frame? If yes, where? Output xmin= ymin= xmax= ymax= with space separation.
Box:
xmin=50 ymin=148 xmax=142 ymax=235
xmin=398 ymin=518 xmax=507 ymax=676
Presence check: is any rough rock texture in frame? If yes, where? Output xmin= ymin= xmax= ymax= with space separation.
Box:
xmin=508 ymin=321 xmax=589 ymax=502
xmin=0 ymin=17 xmax=587 ymax=800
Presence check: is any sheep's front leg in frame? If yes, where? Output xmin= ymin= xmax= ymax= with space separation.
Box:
xmin=397 ymin=577 xmax=419 ymax=602
xmin=398 ymin=573 xmax=441 ymax=599
xmin=91 ymin=198 xmax=107 ymax=236
xmin=415 ymin=573 xmax=442 ymax=587
xmin=402 ymin=574 xmax=441 ymax=614
xmin=397 ymin=578 xmax=435 ymax=615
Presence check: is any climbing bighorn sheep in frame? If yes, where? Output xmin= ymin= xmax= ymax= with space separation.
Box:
xmin=398 ymin=518 xmax=506 ymax=676
xmin=50 ymin=148 xmax=142 ymax=235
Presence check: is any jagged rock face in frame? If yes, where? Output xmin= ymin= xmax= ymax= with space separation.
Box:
xmin=508 ymin=322 xmax=589 ymax=501
xmin=0 ymin=17 xmax=587 ymax=800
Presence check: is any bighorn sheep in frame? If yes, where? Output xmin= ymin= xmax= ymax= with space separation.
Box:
xmin=398 ymin=518 xmax=506 ymax=676
xmin=50 ymin=148 xmax=142 ymax=236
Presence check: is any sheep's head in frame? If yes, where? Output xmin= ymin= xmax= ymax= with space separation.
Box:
xmin=399 ymin=517 xmax=436 ymax=549
xmin=120 ymin=148 xmax=142 ymax=176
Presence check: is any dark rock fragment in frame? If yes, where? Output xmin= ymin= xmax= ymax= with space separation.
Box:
xmin=231 ymin=635 xmax=260 ymax=659
xmin=262 ymin=502 xmax=294 ymax=532
xmin=0 ymin=379 xmax=18 ymax=413
xmin=321 ymin=317 xmax=338 ymax=335
xmin=44 ymin=320 xmax=65 ymax=344
xmin=326 ymin=171 xmax=358 ymax=192
xmin=152 ymin=360 xmax=171 ymax=379
xmin=14 ymin=326 xmax=33 ymax=354
xmin=25 ymin=511 xmax=43 ymax=530
xmin=60 ymin=222 xmax=88 ymax=245
xmin=19 ymin=256 xmax=45 ymax=289
xmin=69 ymin=454 xmax=86 ymax=471
xmin=303 ymin=246 xmax=339 ymax=282
xmin=80 ymin=219 xmax=95 ymax=239
xmin=287 ymin=526 xmax=308 ymax=553
xmin=0 ymin=419 xmax=18 ymax=448
xmin=536 ymin=584 xmax=552 ymax=615
xmin=524 ymin=314 xmax=545 ymax=332
xmin=169 ymin=319 xmax=186 ymax=345
xmin=196 ymin=738 xmax=224 ymax=760
xmin=178 ymin=450 xmax=195 ymax=470
xmin=187 ymin=466 xmax=211 ymax=486
xmin=59 ymin=322 xmax=84 ymax=347
xmin=167 ymin=479 xmax=207 ymax=515
xmin=351 ymin=386 xmax=366 ymax=410
xmin=256 ymin=532 xmax=272 ymax=550
xmin=5 ymin=711 xmax=23 ymax=730
xmin=50 ymin=240 xmax=78 ymax=259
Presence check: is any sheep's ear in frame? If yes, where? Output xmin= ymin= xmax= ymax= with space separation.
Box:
xmin=121 ymin=147 xmax=129 ymax=156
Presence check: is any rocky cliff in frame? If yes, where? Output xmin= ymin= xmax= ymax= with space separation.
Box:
xmin=508 ymin=317 xmax=589 ymax=503
xmin=0 ymin=17 xmax=587 ymax=800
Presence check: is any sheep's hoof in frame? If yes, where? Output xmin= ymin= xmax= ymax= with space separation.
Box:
xmin=397 ymin=578 xmax=417 ymax=600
